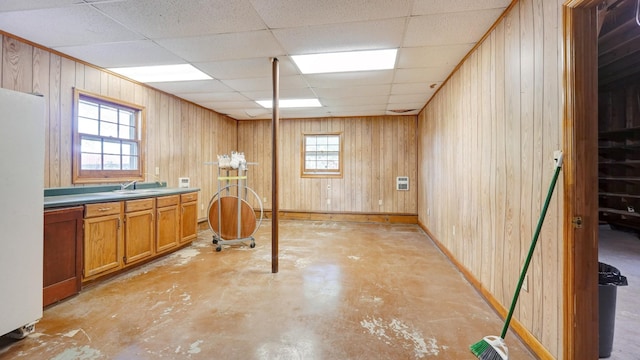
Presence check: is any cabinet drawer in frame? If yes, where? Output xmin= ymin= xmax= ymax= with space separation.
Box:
xmin=181 ymin=192 xmax=198 ymax=203
xmin=85 ymin=202 xmax=121 ymax=218
xmin=157 ymin=195 xmax=179 ymax=208
xmin=125 ymin=198 xmax=155 ymax=212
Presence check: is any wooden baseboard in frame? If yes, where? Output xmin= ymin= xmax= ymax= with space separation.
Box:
xmin=417 ymin=221 xmax=554 ymax=359
xmin=259 ymin=210 xmax=417 ymax=224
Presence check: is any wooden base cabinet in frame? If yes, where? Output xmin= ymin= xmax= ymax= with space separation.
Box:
xmin=124 ymin=199 xmax=155 ymax=265
xmin=156 ymin=195 xmax=180 ymax=253
xmin=180 ymin=192 xmax=198 ymax=243
xmin=83 ymin=202 xmax=123 ymax=281
xmin=43 ymin=206 xmax=83 ymax=307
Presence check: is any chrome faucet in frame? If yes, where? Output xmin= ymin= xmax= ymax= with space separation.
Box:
xmin=120 ymin=180 xmax=137 ymax=190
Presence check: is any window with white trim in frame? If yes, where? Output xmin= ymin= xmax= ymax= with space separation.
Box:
xmin=302 ymin=133 xmax=342 ymax=178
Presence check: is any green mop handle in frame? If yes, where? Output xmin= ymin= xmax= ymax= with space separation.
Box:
xmin=500 ymin=152 xmax=563 ymax=339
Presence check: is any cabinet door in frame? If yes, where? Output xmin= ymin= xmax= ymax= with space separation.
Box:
xmin=157 ymin=205 xmax=180 ymax=252
xmin=124 ymin=209 xmax=154 ymax=264
xmin=180 ymin=200 xmax=198 ymax=243
xmin=83 ymin=214 xmax=122 ymax=279
xmin=44 ymin=207 xmax=83 ymax=307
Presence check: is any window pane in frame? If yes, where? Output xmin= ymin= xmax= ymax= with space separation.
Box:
xmin=76 ymin=93 xmax=144 ymax=181
xmin=122 ymin=155 xmax=138 ymax=170
xmin=79 ymin=101 xmax=99 ymax=119
xmin=119 ymin=110 xmax=135 ymax=127
xmin=103 ymin=141 xmax=121 ymax=155
xmin=306 ymin=137 xmax=316 ymax=146
xmin=101 ymin=122 xmax=118 ymax=137
xmin=119 ymin=125 xmax=135 ymax=140
xmin=306 ymin=161 xmax=316 ymax=169
xmin=78 ymin=117 xmax=99 ymax=135
xmin=81 ymin=138 xmax=102 ymax=153
xmin=122 ymin=142 xmax=138 ymax=156
xmin=103 ymin=154 xmax=121 ymax=170
xmin=328 ymin=136 xmax=339 ymax=145
xmin=328 ymin=144 xmax=339 ymax=152
xmin=101 ymin=105 xmax=118 ymax=123
xmin=81 ymin=153 xmax=101 ymax=170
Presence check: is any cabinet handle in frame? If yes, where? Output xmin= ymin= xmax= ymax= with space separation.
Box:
xmin=98 ymin=207 xmax=111 ymax=212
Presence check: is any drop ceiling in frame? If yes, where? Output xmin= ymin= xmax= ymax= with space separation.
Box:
xmin=0 ymin=0 xmax=512 ymax=120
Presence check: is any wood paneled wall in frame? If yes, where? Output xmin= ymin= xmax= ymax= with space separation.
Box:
xmin=238 ymin=116 xmax=418 ymax=214
xmin=418 ymin=0 xmax=564 ymax=357
xmin=0 ymin=33 xmax=238 ymax=221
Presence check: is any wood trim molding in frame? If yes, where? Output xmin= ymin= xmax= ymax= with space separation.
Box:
xmin=418 ymin=221 xmax=555 ymax=359
xmin=258 ymin=211 xmax=417 ymax=224
xmin=562 ymin=1 xmax=600 ymax=359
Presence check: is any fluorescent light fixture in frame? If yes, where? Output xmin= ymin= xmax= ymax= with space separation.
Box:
xmin=292 ymin=49 xmax=398 ymax=74
xmin=108 ymin=64 xmax=212 ymax=83
xmin=257 ymin=99 xmax=322 ymax=108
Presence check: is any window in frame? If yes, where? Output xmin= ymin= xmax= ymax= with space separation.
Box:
xmin=73 ymin=89 xmax=145 ymax=183
xmin=302 ymin=133 xmax=343 ymax=178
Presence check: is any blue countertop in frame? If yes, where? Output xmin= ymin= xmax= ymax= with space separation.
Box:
xmin=44 ymin=186 xmax=200 ymax=209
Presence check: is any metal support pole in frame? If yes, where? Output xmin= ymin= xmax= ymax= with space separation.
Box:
xmin=271 ymin=57 xmax=279 ymax=274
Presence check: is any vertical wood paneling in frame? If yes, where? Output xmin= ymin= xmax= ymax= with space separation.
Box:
xmin=417 ymin=0 xmax=563 ymax=357
xmin=238 ymin=116 xmax=417 ymax=214
xmin=49 ymin=54 xmax=61 ymax=187
xmin=59 ymin=58 xmax=75 ymax=187
xmin=1 ymin=35 xmax=238 ymax=221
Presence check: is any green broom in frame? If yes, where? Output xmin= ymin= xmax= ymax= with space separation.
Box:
xmin=470 ymin=151 xmax=564 ymax=360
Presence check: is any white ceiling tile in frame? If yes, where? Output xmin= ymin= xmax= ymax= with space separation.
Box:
xmin=326 ymin=104 xmax=387 ymax=112
xmin=391 ymin=83 xmax=432 ymax=95
xmin=0 ymin=6 xmax=143 ymax=47
xmin=249 ymin=0 xmax=411 ymax=28
xmin=321 ymin=96 xmax=388 ymax=107
xmin=273 ymin=18 xmax=405 ymax=55
xmin=146 ymin=80 xmax=233 ymax=94
xmin=305 ymin=70 xmax=394 ymax=88
xmin=94 ymin=0 xmax=265 ymax=39
xmin=0 ymin=0 xmax=510 ymax=120
xmin=314 ymin=85 xmax=391 ymax=99
xmin=411 ymin=0 xmax=511 ymax=15
xmin=398 ymin=45 xmax=474 ymax=68
xmin=389 ymin=94 xmax=428 ymax=104
xmin=202 ymin=100 xmax=264 ymax=110
xmin=54 ymin=40 xmax=184 ymax=68
xmin=222 ymin=75 xmax=308 ymax=92
xmin=395 ymin=67 xmax=450 ymax=83
xmin=243 ymin=88 xmax=319 ymax=101
xmin=175 ymin=92 xmax=248 ymax=103
xmin=0 ymin=0 xmax=80 ymax=11
xmin=195 ymin=57 xmax=299 ymax=80
xmin=156 ymin=31 xmax=283 ymax=62
xmin=404 ymin=8 xmax=504 ymax=47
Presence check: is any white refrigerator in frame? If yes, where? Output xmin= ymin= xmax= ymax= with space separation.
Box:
xmin=0 ymin=88 xmax=45 ymax=338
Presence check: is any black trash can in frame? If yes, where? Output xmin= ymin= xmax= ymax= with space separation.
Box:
xmin=598 ymin=262 xmax=628 ymax=358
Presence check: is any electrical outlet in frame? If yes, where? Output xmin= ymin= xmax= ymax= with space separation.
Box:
xmin=155 ymin=166 xmax=160 ymax=176
xmin=427 ymin=208 xmax=430 ymax=216
xmin=453 ymin=226 xmax=456 ymax=236
xmin=201 ymin=204 xmax=204 ymax=211
xmin=522 ymin=275 xmax=529 ymax=292
xmin=327 ymin=184 xmax=331 ymax=190
xmin=378 ymin=200 xmax=383 ymax=206
xmin=263 ymin=197 xmax=268 ymax=203
xmin=327 ymin=198 xmax=331 ymax=205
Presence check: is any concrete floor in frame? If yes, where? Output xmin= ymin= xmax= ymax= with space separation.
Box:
xmin=0 ymin=220 xmax=534 ymax=359
xmin=598 ymin=225 xmax=640 ymax=359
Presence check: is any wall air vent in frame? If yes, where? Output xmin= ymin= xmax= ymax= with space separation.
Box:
xmin=396 ymin=176 xmax=409 ymax=191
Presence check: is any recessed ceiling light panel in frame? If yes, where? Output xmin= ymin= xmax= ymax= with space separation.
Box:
xmin=292 ymin=49 xmax=398 ymax=74
xmin=108 ymin=64 xmax=212 ymax=83
xmin=257 ymin=99 xmax=322 ymax=108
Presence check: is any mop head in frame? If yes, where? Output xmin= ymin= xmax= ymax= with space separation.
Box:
xmin=470 ymin=335 xmax=509 ymax=360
